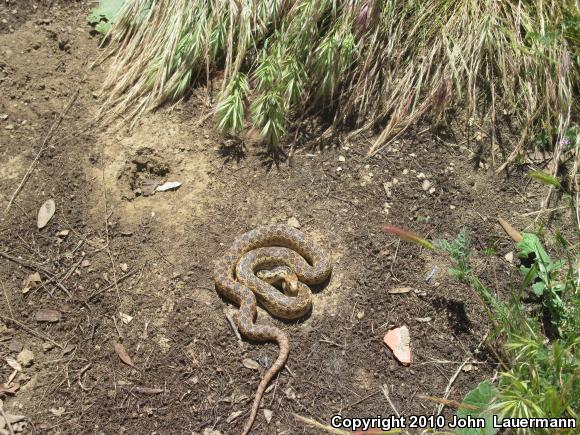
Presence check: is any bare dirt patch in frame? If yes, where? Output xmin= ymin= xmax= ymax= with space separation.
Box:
xmin=0 ymin=3 xmax=561 ymax=435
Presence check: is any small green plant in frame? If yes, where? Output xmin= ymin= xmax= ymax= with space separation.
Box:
xmin=384 ymin=224 xmax=579 ymax=434
xmin=87 ymin=0 xmax=127 ymax=35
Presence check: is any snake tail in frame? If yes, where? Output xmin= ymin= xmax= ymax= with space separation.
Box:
xmin=237 ymin=297 xmax=290 ymax=435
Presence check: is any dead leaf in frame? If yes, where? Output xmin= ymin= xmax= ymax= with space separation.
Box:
xmin=34 ymin=308 xmax=61 ymax=323
xmin=263 ymin=409 xmax=273 ymax=424
xmin=37 ymin=199 xmax=56 ymax=229
xmin=462 ymin=363 xmax=479 ymax=372
xmin=119 ymin=312 xmax=133 ymax=324
xmin=242 ymin=358 xmax=260 ymax=370
xmin=21 ymin=272 xmax=42 ymax=294
xmin=226 ymin=410 xmax=243 ymax=424
xmin=415 ymin=317 xmax=432 ymax=323
xmin=383 ymin=325 xmax=412 ymax=366
xmin=156 ymin=181 xmax=181 ymax=192
xmin=49 ymin=407 xmax=66 ymax=417
xmin=5 ymin=357 xmax=22 ymax=372
xmin=113 ymin=342 xmax=135 ymax=368
xmin=140 ymin=178 xmax=159 ymax=196
xmin=388 ymin=286 xmax=412 ymax=294
xmin=0 ymin=383 xmax=19 ymax=397
xmin=134 ymin=386 xmax=163 ymax=395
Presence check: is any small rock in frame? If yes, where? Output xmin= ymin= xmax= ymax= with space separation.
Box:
xmin=81 ymin=259 xmax=90 ymax=268
xmin=286 ymin=217 xmax=300 ymax=229
xmin=42 ymin=342 xmax=55 ymax=352
xmin=422 ymin=180 xmax=431 ymax=191
xmin=9 ymin=341 xmax=23 ymax=353
xmin=415 ymin=317 xmax=432 ymax=323
xmin=120 ymin=263 xmax=128 ymax=272
xmin=336 ymin=166 xmax=342 ymax=172
xmin=263 ymin=409 xmax=273 ymax=424
xmin=338 ymin=155 xmax=345 ymax=162
xmin=383 ymin=325 xmax=412 ymax=366
xmin=417 ymin=172 xmax=426 ymax=179
xmin=428 ymin=187 xmax=436 ymax=194
xmin=402 ymin=169 xmax=409 ymax=175
xmin=5 ymin=124 xmax=15 ymax=130
xmin=17 ymin=349 xmax=34 ymax=367
xmin=504 ymin=252 xmax=514 ymax=263
xmin=34 ymin=308 xmax=61 ymax=323
xmin=0 ymin=114 xmax=8 ymax=120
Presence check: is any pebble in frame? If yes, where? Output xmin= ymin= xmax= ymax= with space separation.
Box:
xmin=17 ymin=348 xmax=34 ymax=367
xmin=504 ymin=252 xmax=514 ymax=263
xmin=5 ymin=123 xmax=14 ymax=130
xmin=338 ymin=155 xmax=345 ymax=162
xmin=336 ymin=166 xmax=342 ymax=172
xmin=417 ymin=172 xmax=426 ymax=179
xmin=9 ymin=341 xmax=23 ymax=353
xmin=422 ymin=179 xmax=431 ymax=191
xmin=287 ymin=217 xmax=300 ymax=229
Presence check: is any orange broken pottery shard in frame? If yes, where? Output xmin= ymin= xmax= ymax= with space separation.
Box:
xmin=383 ymin=325 xmax=412 ymax=366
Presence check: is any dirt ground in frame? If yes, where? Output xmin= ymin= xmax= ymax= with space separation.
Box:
xmin=0 ymin=2 xmax=561 ymax=434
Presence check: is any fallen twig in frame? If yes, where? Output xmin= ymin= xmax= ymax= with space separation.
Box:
xmin=5 ymin=87 xmax=81 ymax=214
xmin=0 ymin=404 xmax=16 ymax=435
xmin=293 ymin=414 xmax=350 ymax=435
xmin=381 ymin=384 xmax=400 ymax=418
xmin=0 ymin=314 xmax=64 ymax=349
xmin=224 ymin=308 xmax=243 ymax=346
xmin=0 ymin=251 xmax=71 ymax=297
xmin=436 ymin=332 xmax=488 ymax=415
xmin=86 ymin=268 xmax=139 ymax=301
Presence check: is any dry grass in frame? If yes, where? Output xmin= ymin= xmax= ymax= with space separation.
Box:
xmin=97 ymin=0 xmax=579 ymax=177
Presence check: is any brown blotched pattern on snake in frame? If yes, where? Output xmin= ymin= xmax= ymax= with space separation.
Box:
xmin=213 ymin=225 xmax=332 ymax=435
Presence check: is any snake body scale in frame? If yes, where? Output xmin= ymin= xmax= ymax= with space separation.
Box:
xmin=213 ymin=224 xmax=332 ymax=434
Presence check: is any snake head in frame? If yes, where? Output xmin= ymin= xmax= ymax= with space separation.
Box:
xmin=281 ymin=273 xmax=299 ymax=296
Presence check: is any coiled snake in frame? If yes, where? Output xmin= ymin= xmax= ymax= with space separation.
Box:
xmin=213 ymin=225 xmax=332 ymax=434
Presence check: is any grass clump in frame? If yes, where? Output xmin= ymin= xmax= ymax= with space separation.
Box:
xmin=385 ymin=224 xmax=579 ymax=433
xmin=97 ymin=1 xmax=578 ymax=165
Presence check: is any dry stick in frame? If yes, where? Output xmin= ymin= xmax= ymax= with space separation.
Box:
xmin=0 ymin=405 xmax=16 ymax=435
xmin=0 ymin=251 xmax=71 ymax=297
xmin=86 ymin=268 xmax=139 ymax=301
xmin=436 ymin=332 xmax=488 ymax=415
xmin=381 ymin=384 xmax=400 ymax=417
xmin=2 ymin=281 xmax=14 ymax=319
xmin=0 ymin=314 xmax=63 ymax=349
xmin=497 ymin=217 xmax=523 ymax=243
xmin=292 ymin=414 xmax=350 ymax=435
xmin=224 ymin=308 xmax=243 ymax=346
xmin=4 ymin=87 xmax=81 ymax=214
